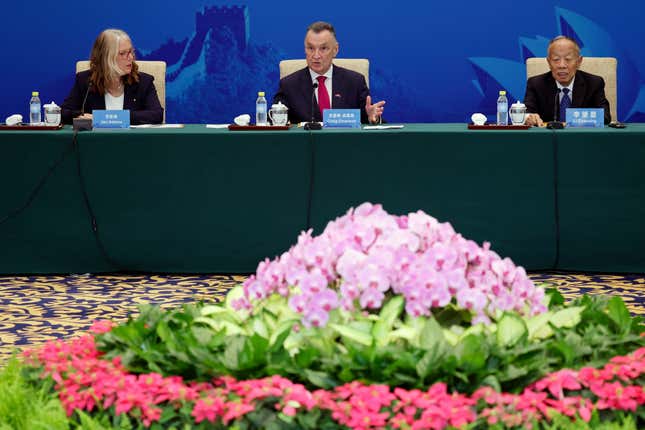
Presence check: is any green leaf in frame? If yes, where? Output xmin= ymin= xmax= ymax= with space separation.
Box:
xmin=295 ymin=346 xmax=320 ymax=368
xmin=237 ymin=334 xmax=269 ymax=370
xmin=191 ymin=326 xmax=213 ymax=346
xmin=390 ymin=326 xmax=418 ymax=343
xmin=268 ymin=320 xmax=298 ymax=352
xmin=372 ymin=296 xmax=404 ymax=347
xmin=526 ymin=311 xmax=554 ymax=340
xmin=415 ymin=339 xmax=446 ymax=379
xmin=329 ymin=323 xmax=373 ymax=346
xmin=456 ymin=333 xmax=487 ymax=372
xmin=480 ymin=374 xmax=502 ymax=392
xmin=545 ymin=288 xmax=565 ymax=308
xmin=251 ymin=316 xmax=269 ymax=339
xmin=193 ymin=317 xmax=244 ymax=336
xmin=549 ymin=339 xmax=576 ymax=365
xmin=221 ymin=336 xmax=244 ymax=369
xmin=442 ymin=328 xmax=460 ymax=346
xmin=76 ymin=410 xmax=111 ymax=430
xmin=303 ymin=369 xmax=337 ymax=389
xmin=419 ymin=317 xmax=446 ymax=351
xmin=550 ymin=306 xmax=584 ymax=328
xmin=606 ymin=296 xmax=632 ymax=334
xmin=497 ymin=313 xmax=528 ymax=347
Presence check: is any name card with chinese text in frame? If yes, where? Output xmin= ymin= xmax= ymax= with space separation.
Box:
xmin=323 ymin=109 xmax=361 ymax=129
xmin=93 ymin=110 xmax=130 ymax=129
xmin=565 ymin=108 xmax=604 ymax=128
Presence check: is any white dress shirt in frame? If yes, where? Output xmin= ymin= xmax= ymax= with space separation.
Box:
xmin=104 ymin=92 xmax=124 ymax=110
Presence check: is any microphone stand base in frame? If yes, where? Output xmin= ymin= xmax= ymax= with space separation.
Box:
xmin=73 ymin=118 xmax=93 ymax=131
xmin=304 ymin=122 xmax=322 ymax=130
xmin=546 ymin=121 xmax=564 ymax=129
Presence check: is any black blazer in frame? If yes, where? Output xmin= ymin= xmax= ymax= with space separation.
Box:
xmin=61 ymin=70 xmax=163 ymax=125
xmin=524 ymin=70 xmax=611 ymax=124
xmin=273 ymin=65 xmax=371 ymax=124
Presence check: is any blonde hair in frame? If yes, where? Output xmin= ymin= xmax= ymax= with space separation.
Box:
xmin=89 ymin=29 xmax=139 ymax=94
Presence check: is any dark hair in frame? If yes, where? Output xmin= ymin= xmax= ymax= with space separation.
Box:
xmin=547 ymin=36 xmax=581 ymax=56
xmin=306 ymin=21 xmax=336 ymax=39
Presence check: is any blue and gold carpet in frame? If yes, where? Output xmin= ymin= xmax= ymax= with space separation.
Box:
xmin=0 ymin=272 xmax=643 ymax=364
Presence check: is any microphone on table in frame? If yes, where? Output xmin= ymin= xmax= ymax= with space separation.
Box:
xmin=304 ymin=82 xmax=322 ymax=130
xmin=73 ymin=81 xmax=93 ymax=131
xmin=546 ymin=88 xmax=564 ymax=129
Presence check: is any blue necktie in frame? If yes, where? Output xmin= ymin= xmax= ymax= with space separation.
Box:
xmin=559 ymin=88 xmax=571 ymax=122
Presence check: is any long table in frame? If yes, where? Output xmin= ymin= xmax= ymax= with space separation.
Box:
xmin=1 ymin=124 xmax=643 ymax=274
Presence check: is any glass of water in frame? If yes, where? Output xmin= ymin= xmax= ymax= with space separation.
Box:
xmin=509 ymin=101 xmax=526 ymax=125
xmin=43 ymin=102 xmax=61 ymax=126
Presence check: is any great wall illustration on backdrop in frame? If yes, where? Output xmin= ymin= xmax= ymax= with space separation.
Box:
xmin=33 ymin=5 xmax=645 ymax=123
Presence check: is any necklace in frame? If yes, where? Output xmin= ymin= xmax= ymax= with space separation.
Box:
xmin=108 ymin=81 xmax=124 ymax=95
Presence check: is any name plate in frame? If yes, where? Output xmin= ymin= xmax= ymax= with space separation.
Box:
xmin=323 ymin=109 xmax=361 ymax=129
xmin=93 ymin=110 xmax=130 ymax=129
xmin=565 ymin=108 xmax=604 ymax=128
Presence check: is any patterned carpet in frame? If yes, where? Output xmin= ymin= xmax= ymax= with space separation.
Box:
xmin=0 ymin=272 xmax=643 ymax=364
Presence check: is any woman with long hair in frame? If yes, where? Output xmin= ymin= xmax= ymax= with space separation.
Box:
xmin=62 ymin=29 xmax=163 ymax=125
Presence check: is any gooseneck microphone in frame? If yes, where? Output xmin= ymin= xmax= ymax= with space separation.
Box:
xmin=546 ymin=88 xmax=564 ymax=129
xmin=73 ymin=81 xmax=93 ymax=131
xmin=81 ymin=81 xmax=92 ymax=115
xmin=304 ymin=82 xmax=322 ymax=130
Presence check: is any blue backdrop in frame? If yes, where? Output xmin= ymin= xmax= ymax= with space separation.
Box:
xmin=2 ymin=1 xmax=644 ymax=123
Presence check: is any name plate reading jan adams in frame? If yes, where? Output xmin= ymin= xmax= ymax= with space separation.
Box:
xmin=93 ymin=110 xmax=131 ymax=129
xmin=565 ymin=108 xmax=604 ymax=128
xmin=323 ymin=109 xmax=361 ymax=129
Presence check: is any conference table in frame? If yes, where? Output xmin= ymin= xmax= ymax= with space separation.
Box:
xmin=1 ymin=124 xmax=643 ymax=274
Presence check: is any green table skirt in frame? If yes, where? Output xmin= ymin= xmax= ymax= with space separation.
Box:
xmin=0 ymin=124 xmax=643 ymax=274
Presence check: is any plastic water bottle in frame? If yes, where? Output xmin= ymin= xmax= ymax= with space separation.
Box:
xmin=496 ymin=90 xmax=508 ymax=126
xmin=30 ymin=91 xmax=42 ymax=124
xmin=256 ymin=91 xmax=267 ymax=126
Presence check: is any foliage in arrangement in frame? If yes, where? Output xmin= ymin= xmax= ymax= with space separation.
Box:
xmin=5 ymin=203 xmax=645 ymax=428
xmin=17 ymin=335 xmax=645 ymax=429
xmin=0 ymin=356 xmax=69 ymax=430
xmin=94 ymin=290 xmax=644 ymax=396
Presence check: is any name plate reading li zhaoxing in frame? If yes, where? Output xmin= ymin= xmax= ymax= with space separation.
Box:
xmin=93 ymin=110 xmax=131 ymax=129
xmin=323 ymin=109 xmax=361 ymax=129
xmin=565 ymin=108 xmax=604 ymax=128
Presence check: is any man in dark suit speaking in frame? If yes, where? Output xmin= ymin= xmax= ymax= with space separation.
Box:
xmin=273 ymin=21 xmax=385 ymax=125
xmin=524 ymin=36 xmax=611 ymax=126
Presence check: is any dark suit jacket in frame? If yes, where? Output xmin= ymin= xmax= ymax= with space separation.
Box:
xmin=61 ymin=70 xmax=163 ymax=125
xmin=524 ymin=70 xmax=611 ymax=124
xmin=273 ymin=65 xmax=370 ymax=124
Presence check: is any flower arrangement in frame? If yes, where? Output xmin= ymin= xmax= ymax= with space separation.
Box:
xmin=6 ymin=203 xmax=645 ymax=429
xmin=236 ymin=202 xmax=546 ymax=327
xmin=17 ymin=331 xmax=645 ymax=428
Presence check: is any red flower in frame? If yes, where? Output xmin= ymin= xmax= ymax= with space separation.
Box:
xmin=345 ymin=409 xmax=390 ymax=429
xmin=141 ymin=404 xmax=162 ymax=426
xmin=89 ymin=320 xmax=115 ymax=334
xmin=533 ymin=369 xmax=581 ymax=398
xmin=514 ymin=389 xmax=550 ymax=418
xmin=593 ymin=382 xmax=643 ymax=411
xmin=191 ymin=395 xmax=225 ymax=423
xmin=222 ymin=401 xmax=255 ymax=424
